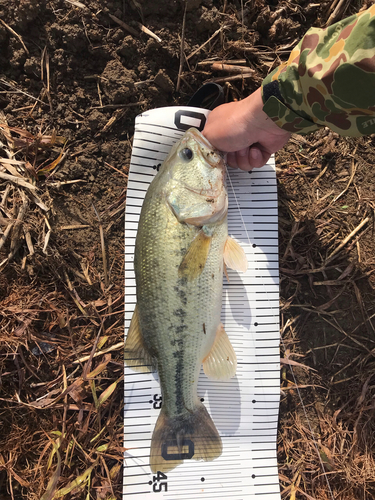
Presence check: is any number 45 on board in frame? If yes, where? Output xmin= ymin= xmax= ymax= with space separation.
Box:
xmin=151 ymin=471 xmax=168 ymax=492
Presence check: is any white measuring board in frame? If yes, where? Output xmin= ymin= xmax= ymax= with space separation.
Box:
xmin=124 ymin=106 xmax=280 ymax=500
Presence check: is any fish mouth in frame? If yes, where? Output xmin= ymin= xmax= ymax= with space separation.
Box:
xmin=188 ymin=128 xmax=215 ymax=150
xmin=186 ymin=128 xmax=225 ymax=170
xmin=182 ymin=183 xmax=224 ymax=199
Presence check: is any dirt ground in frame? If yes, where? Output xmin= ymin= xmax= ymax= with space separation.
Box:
xmin=0 ymin=0 xmax=375 ymax=499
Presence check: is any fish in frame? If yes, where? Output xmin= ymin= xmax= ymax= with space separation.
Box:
xmin=125 ymin=127 xmax=247 ymax=473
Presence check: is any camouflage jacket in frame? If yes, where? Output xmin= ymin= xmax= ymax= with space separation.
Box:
xmin=261 ymin=5 xmax=375 ymax=136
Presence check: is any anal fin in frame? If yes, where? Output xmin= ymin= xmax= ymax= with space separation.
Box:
xmin=203 ymin=323 xmax=237 ymax=380
xmin=124 ymin=305 xmax=155 ymax=372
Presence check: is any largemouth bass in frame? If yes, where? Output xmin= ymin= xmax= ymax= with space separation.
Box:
xmin=125 ymin=127 xmax=247 ymax=473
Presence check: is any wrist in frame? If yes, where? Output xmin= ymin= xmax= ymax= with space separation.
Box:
xmin=242 ymin=88 xmax=289 ymax=137
xmin=261 ymin=79 xmax=320 ymax=135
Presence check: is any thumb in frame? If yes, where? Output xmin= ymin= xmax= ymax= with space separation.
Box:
xmin=227 ymin=146 xmax=271 ymax=170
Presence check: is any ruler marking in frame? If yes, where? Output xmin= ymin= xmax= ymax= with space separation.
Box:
xmin=131 ymin=154 xmax=164 ymax=162
xmin=126 ymin=473 xmax=150 ymax=478
xmin=168 ymin=486 xmax=244 ymax=493
xmin=163 ymin=491 xmax=244 ymax=498
xmin=123 ymin=491 xmax=151 ymax=496
xmin=126 ymin=168 xmax=156 ymax=176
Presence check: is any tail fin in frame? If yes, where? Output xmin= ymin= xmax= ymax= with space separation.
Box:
xmin=150 ymin=404 xmax=222 ymax=473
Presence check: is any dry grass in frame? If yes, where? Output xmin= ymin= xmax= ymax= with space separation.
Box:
xmin=0 ymin=120 xmax=126 ymax=498
xmin=276 ymin=129 xmax=375 ymax=499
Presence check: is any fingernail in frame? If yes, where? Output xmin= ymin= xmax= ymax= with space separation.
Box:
xmin=250 ymin=148 xmax=261 ymax=161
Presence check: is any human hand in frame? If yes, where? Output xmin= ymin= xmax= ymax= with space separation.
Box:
xmin=202 ymin=87 xmax=291 ymax=170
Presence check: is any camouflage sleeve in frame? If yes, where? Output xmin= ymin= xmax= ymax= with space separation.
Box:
xmin=261 ymin=5 xmax=375 ymax=136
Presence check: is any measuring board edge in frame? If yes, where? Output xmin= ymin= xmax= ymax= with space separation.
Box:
xmin=124 ymin=106 xmax=281 ymax=500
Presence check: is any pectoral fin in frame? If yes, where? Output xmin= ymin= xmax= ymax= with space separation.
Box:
xmin=203 ymin=323 xmax=237 ymax=380
xmin=178 ymin=229 xmax=212 ymax=280
xmin=124 ymin=305 xmax=155 ymax=372
xmin=223 ymin=236 xmax=248 ymax=273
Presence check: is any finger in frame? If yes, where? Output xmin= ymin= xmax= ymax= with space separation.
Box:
xmin=234 ymin=147 xmax=265 ymax=171
xmin=234 ymin=147 xmax=252 ymax=171
xmin=226 ymin=152 xmax=239 ymax=169
xmin=227 ymin=147 xmax=271 ymax=171
xmin=249 ymin=147 xmax=270 ymax=169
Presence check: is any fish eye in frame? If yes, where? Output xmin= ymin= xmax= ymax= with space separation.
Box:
xmin=179 ymin=148 xmax=193 ymax=161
